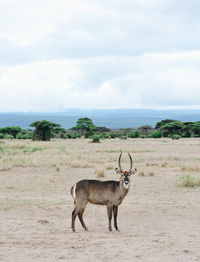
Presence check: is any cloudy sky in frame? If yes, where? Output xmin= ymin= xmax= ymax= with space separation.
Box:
xmin=0 ymin=0 xmax=200 ymax=112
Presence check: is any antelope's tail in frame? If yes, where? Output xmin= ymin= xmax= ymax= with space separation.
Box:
xmin=70 ymin=183 xmax=77 ymax=200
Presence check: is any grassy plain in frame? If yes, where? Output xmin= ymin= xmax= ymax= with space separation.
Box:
xmin=0 ymin=138 xmax=200 ymax=261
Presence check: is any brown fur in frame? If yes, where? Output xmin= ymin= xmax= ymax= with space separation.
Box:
xmin=71 ymin=168 xmax=137 ymax=232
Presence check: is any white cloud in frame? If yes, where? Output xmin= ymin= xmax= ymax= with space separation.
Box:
xmin=0 ymin=51 xmax=200 ymax=111
xmin=0 ymin=0 xmax=200 ymax=111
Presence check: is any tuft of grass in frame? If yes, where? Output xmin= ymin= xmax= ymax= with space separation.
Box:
xmin=70 ymin=161 xmax=94 ymax=168
xmin=146 ymin=162 xmax=158 ymax=167
xmin=49 ymin=177 xmax=55 ymax=183
xmin=24 ymin=147 xmax=43 ymax=154
xmin=161 ymin=162 xmax=168 ymax=167
xmin=138 ymin=171 xmax=145 ymax=176
xmin=105 ymin=163 xmax=115 ymax=170
xmin=176 ymin=175 xmax=198 ymax=187
xmin=180 ymin=165 xmax=200 ymax=173
xmin=95 ymin=169 xmax=106 ymax=178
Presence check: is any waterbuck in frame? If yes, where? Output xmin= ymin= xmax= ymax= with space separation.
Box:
xmin=70 ymin=152 xmax=137 ymax=232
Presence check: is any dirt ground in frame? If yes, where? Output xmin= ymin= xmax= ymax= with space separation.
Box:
xmin=0 ymin=138 xmax=200 ymax=262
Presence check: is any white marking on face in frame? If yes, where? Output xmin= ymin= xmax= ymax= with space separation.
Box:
xmin=123 ymin=181 xmax=129 ymax=189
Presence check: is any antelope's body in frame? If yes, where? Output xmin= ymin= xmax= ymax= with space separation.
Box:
xmin=71 ymin=153 xmax=136 ymax=232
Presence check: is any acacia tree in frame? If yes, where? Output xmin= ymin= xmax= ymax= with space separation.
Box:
xmin=160 ymin=121 xmax=184 ymax=137
xmin=72 ymin=117 xmax=96 ymax=137
xmin=0 ymin=126 xmax=22 ymax=138
xmin=30 ymin=120 xmax=60 ymax=141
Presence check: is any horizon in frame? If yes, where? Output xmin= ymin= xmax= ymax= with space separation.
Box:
xmin=0 ymin=108 xmax=200 ymax=129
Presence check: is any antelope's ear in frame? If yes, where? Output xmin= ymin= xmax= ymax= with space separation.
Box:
xmin=115 ymin=168 xmax=121 ymax=174
xmin=131 ymin=168 xmax=137 ymax=175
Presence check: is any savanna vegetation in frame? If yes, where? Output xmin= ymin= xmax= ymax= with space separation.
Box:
xmin=0 ymin=118 xmax=199 ymax=141
xmin=1 ymin=137 xmax=200 ymax=261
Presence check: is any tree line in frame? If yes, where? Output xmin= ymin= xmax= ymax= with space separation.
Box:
xmin=0 ymin=118 xmax=200 ymax=141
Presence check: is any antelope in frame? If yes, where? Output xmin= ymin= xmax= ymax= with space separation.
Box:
xmin=70 ymin=152 xmax=137 ymax=232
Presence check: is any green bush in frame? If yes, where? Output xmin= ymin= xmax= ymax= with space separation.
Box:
xmin=176 ymin=175 xmax=196 ymax=187
xmin=151 ymin=131 xmax=162 ymax=138
xmin=171 ymin=134 xmax=181 ymax=140
xmin=0 ymin=126 xmax=22 ymax=138
xmin=16 ymin=133 xmax=33 ymax=139
xmin=129 ymin=131 xmax=140 ymax=138
xmin=66 ymin=133 xmax=80 ymax=139
xmin=110 ymin=132 xmax=118 ymax=138
xmin=119 ymin=135 xmax=127 ymax=140
xmin=92 ymin=134 xmax=101 ymax=143
xmin=24 ymin=147 xmax=43 ymax=154
xmin=101 ymin=132 xmax=111 ymax=139
xmin=140 ymin=134 xmax=148 ymax=139
xmin=4 ymin=134 xmax=14 ymax=139
xmin=0 ymin=133 xmax=5 ymax=139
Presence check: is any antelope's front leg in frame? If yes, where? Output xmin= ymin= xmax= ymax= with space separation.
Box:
xmin=113 ymin=206 xmax=119 ymax=231
xmin=107 ymin=205 xmax=113 ymax=232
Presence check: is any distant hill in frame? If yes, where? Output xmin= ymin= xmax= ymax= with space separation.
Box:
xmin=0 ymin=109 xmax=200 ymax=129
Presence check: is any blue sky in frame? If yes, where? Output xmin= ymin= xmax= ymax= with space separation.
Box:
xmin=0 ymin=0 xmax=200 ymax=112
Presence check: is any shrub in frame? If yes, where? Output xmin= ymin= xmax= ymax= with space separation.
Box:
xmin=110 ymin=132 xmax=118 ymax=138
xmin=24 ymin=147 xmax=43 ymax=154
xmin=92 ymin=134 xmax=101 ymax=143
xmin=129 ymin=131 xmax=140 ymax=138
xmin=66 ymin=133 xmax=80 ymax=139
xmin=16 ymin=133 xmax=33 ymax=139
xmin=0 ymin=126 xmax=22 ymax=138
xmin=119 ymin=135 xmax=127 ymax=140
xmin=100 ymin=132 xmax=111 ymax=139
xmin=171 ymin=134 xmax=181 ymax=140
xmin=4 ymin=134 xmax=14 ymax=139
xmin=0 ymin=133 xmax=5 ymax=139
xmin=140 ymin=134 xmax=148 ymax=139
xmin=176 ymin=175 xmax=196 ymax=187
xmin=151 ymin=131 xmax=162 ymax=138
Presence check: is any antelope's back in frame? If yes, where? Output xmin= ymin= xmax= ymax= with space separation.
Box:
xmin=75 ymin=179 xmax=119 ymax=205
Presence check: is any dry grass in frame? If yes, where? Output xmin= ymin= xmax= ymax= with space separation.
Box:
xmin=70 ymin=160 xmax=94 ymax=168
xmin=104 ymin=163 xmax=115 ymax=170
xmin=176 ymin=175 xmax=200 ymax=187
xmin=1 ymin=138 xmax=200 ymax=262
xmin=95 ymin=168 xmax=106 ymax=178
xmin=180 ymin=164 xmax=200 ymax=173
xmin=138 ymin=171 xmax=145 ymax=176
xmin=138 ymin=171 xmax=154 ymax=177
xmin=161 ymin=162 xmax=168 ymax=167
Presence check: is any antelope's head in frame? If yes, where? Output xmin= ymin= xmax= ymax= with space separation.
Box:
xmin=115 ymin=152 xmax=137 ymax=189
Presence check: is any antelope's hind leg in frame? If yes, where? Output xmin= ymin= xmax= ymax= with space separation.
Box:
xmin=71 ymin=200 xmax=88 ymax=232
xmin=78 ymin=208 xmax=88 ymax=231
xmin=71 ymin=207 xmax=78 ymax=232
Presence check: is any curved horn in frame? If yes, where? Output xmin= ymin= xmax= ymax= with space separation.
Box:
xmin=118 ymin=152 xmax=123 ymax=172
xmin=128 ymin=152 xmax=133 ymax=171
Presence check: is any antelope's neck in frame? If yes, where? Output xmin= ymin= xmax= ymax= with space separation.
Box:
xmin=119 ymin=180 xmax=130 ymax=194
